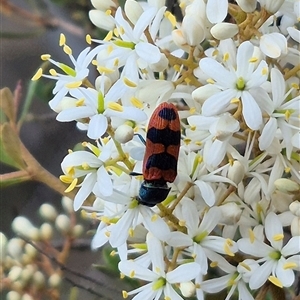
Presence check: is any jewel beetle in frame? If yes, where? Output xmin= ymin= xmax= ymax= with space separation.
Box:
xmin=138 ymin=102 xmax=181 ymax=206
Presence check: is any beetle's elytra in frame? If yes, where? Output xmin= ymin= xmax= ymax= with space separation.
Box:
xmin=138 ymin=102 xmax=180 ymax=206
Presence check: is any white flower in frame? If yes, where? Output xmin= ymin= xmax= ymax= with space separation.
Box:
xmin=258 ymin=68 xmax=300 ymax=159
xmin=238 ymin=212 xmax=300 ymax=289
xmin=167 ymin=199 xmax=238 ymax=274
xmin=32 ymin=34 xmax=99 ymax=111
xmin=119 ymin=233 xmax=201 ymax=300
xmin=187 ymin=112 xmax=240 ymax=167
xmin=199 ymin=41 xmax=269 ymax=130
xmin=60 ymin=142 xmax=114 ymax=211
xmin=202 ymin=255 xmax=259 ymax=300
xmin=92 ymin=188 xmax=171 ymax=248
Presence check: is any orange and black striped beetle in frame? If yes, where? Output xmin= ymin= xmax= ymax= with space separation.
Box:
xmin=138 ymin=102 xmax=181 ymax=206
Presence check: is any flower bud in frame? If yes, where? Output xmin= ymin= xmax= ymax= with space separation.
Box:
xmin=228 ymin=160 xmax=245 ymax=184
xmin=274 ymin=178 xmax=300 ymax=193
xmin=211 ymin=23 xmax=239 ymax=40
xmin=6 ymin=291 xmax=21 ymax=300
xmin=149 ymin=53 xmax=169 ymax=72
xmin=32 ymin=271 xmax=46 ymax=289
xmin=91 ymin=0 xmax=116 ymax=10
xmin=124 ymin=0 xmax=143 ymax=25
xmin=89 ymin=10 xmax=115 ymax=31
xmin=172 ymin=29 xmax=188 ymax=49
xmin=259 ymin=0 xmax=284 ymax=13
xmin=40 ymin=223 xmax=53 ymax=240
xmin=7 ymin=238 xmax=24 ymax=259
xmin=8 ymin=266 xmax=22 ymax=281
xmin=55 ymin=215 xmax=71 ymax=234
xmin=95 ymin=75 xmax=112 ymax=94
xmin=12 ymin=216 xmax=40 ymax=241
xmin=182 ymin=14 xmax=205 ymax=46
xmin=179 ymin=281 xmax=196 ymax=297
xmin=290 ymin=201 xmax=300 ymax=217
xmin=115 ymin=124 xmax=134 ymax=143
xmin=62 ymin=196 xmax=73 ymax=214
xmin=20 ymin=265 xmax=35 ymax=284
xmin=39 ymin=203 xmax=58 ymax=221
xmin=220 ymin=202 xmax=242 ymax=225
xmin=24 ymin=243 xmax=37 ymax=259
xmin=72 ymin=224 xmax=84 ymax=238
xmin=21 ymin=294 xmax=34 ymax=300
xmin=291 ymin=217 xmax=300 ymax=236
xmin=0 ymin=232 xmax=7 ymax=263
xmin=48 ymin=273 xmax=62 ymax=288
xmin=236 ymin=0 xmax=256 ymax=12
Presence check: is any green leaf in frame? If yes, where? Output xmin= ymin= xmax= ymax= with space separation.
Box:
xmin=0 ymin=123 xmax=26 ymax=169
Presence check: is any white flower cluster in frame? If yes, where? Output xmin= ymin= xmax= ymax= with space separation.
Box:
xmin=32 ymin=0 xmax=300 ymax=299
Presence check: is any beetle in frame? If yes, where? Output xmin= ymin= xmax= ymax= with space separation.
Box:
xmin=137 ymin=102 xmax=181 ymax=206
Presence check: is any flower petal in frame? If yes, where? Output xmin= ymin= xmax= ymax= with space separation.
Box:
xmin=241 ymin=91 xmax=262 ymax=130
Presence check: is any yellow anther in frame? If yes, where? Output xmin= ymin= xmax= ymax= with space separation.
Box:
xmin=105 ymin=9 xmax=112 ymax=16
xmin=230 ymin=97 xmax=240 ymax=104
xmin=59 ymin=33 xmax=66 ymax=46
xmin=107 ymin=44 xmax=114 ymax=54
xmin=223 ymin=52 xmax=229 ymax=62
xmin=239 ymin=261 xmax=251 ymax=271
xmin=120 ymin=273 xmax=125 ymax=279
xmin=86 ymin=34 xmax=92 ymax=44
xmin=91 ymin=212 xmax=97 ymax=219
xmin=64 ymin=178 xmax=78 ymax=193
xmin=179 ymin=220 xmax=186 ymax=226
xmin=97 ymin=66 xmax=115 ymax=74
xmin=108 ymin=101 xmax=123 ymax=112
xmin=49 ymin=69 xmax=58 ymax=76
xmin=151 ymin=214 xmax=158 ymax=222
xmin=81 ymin=162 xmax=89 ymax=170
xmin=41 ymin=54 xmax=51 ymax=61
xmin=268 ymin=276 xmax=283 ymax=288
xmin=195 ymin=141 xmax=202 ymax=146
xmin=123 ymin=77 xmax=137 ymax=87
xmin=113 ymin=28 xmax=120 ymax=37
xmin=122 ymin=290 xmax=128 ymax=298
xmin=102 ymin=137 xmax=110 ymax=144
xmin=212 ymin=49 xmax=219 ymax=57
xmin=291 ymin=83 xmax=299 ymax=90
xmin=81 ymin=210 xmax=87 ymax=219
xmin=114 ymin=58 xmax=119 ymax=67
xmin=285 ymin=167 xmax=291 ymax=173
xmin=285 ymin=110 xmax=291 ymax=121
xmin=63 ymin=44 xmax=72 ymax=55
xmin=224 ymin=239 xmax=235 ymax=257
xmin=249 ymin=229 xmax=255 ymax=243
xmin=129 ymin=270 xmax=135 ymax=278
xmin=105 ymin=231 xmax=111 ymax=237
xmin=283 ymin=262 xmax=297 ymax=270
xmin=273 ymin=233 xmax=284 ymax=241
xmin=31 ymin=68 xmax=43 ymax=81
xmin=190 ymin=125 xmax=196 ymax=131
xmin=184 ymin=138 xmax=191 ymax=145
xmin=65 ymin=81 xmax=82 ymax=88
xmin=104 ymin=31 xmax=113 ymax=41
xmin=110 ymin=250 xmax=116 ymax=256
xmin=210 ymin=261 xmax=218 ymax=268
xmin=130 ymin=97 xmax=143 ymax=109
xmin=189 ymin=107 xmax=196 ymax=114
xmin=92 ymin=59 xmax=98 ymax=66
xmin=164 ymin=11 xmax=176 ymax=27
xmin=249 ymin=56 xmax=258 ymax=63
xmin=262 ymin=67 xmax=268 ymax=75
xmin=129 ymin=228 xmax=134 ymax=237
xmin=207 ymin=78 xmax=215 ymax=84
xmin=229 ymin=158 xmax=234 ymax=166
xmin=76 ymin=98 xmax=85 ymax=106
xmin=174 ymin=64 xmax=181 ymax=72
